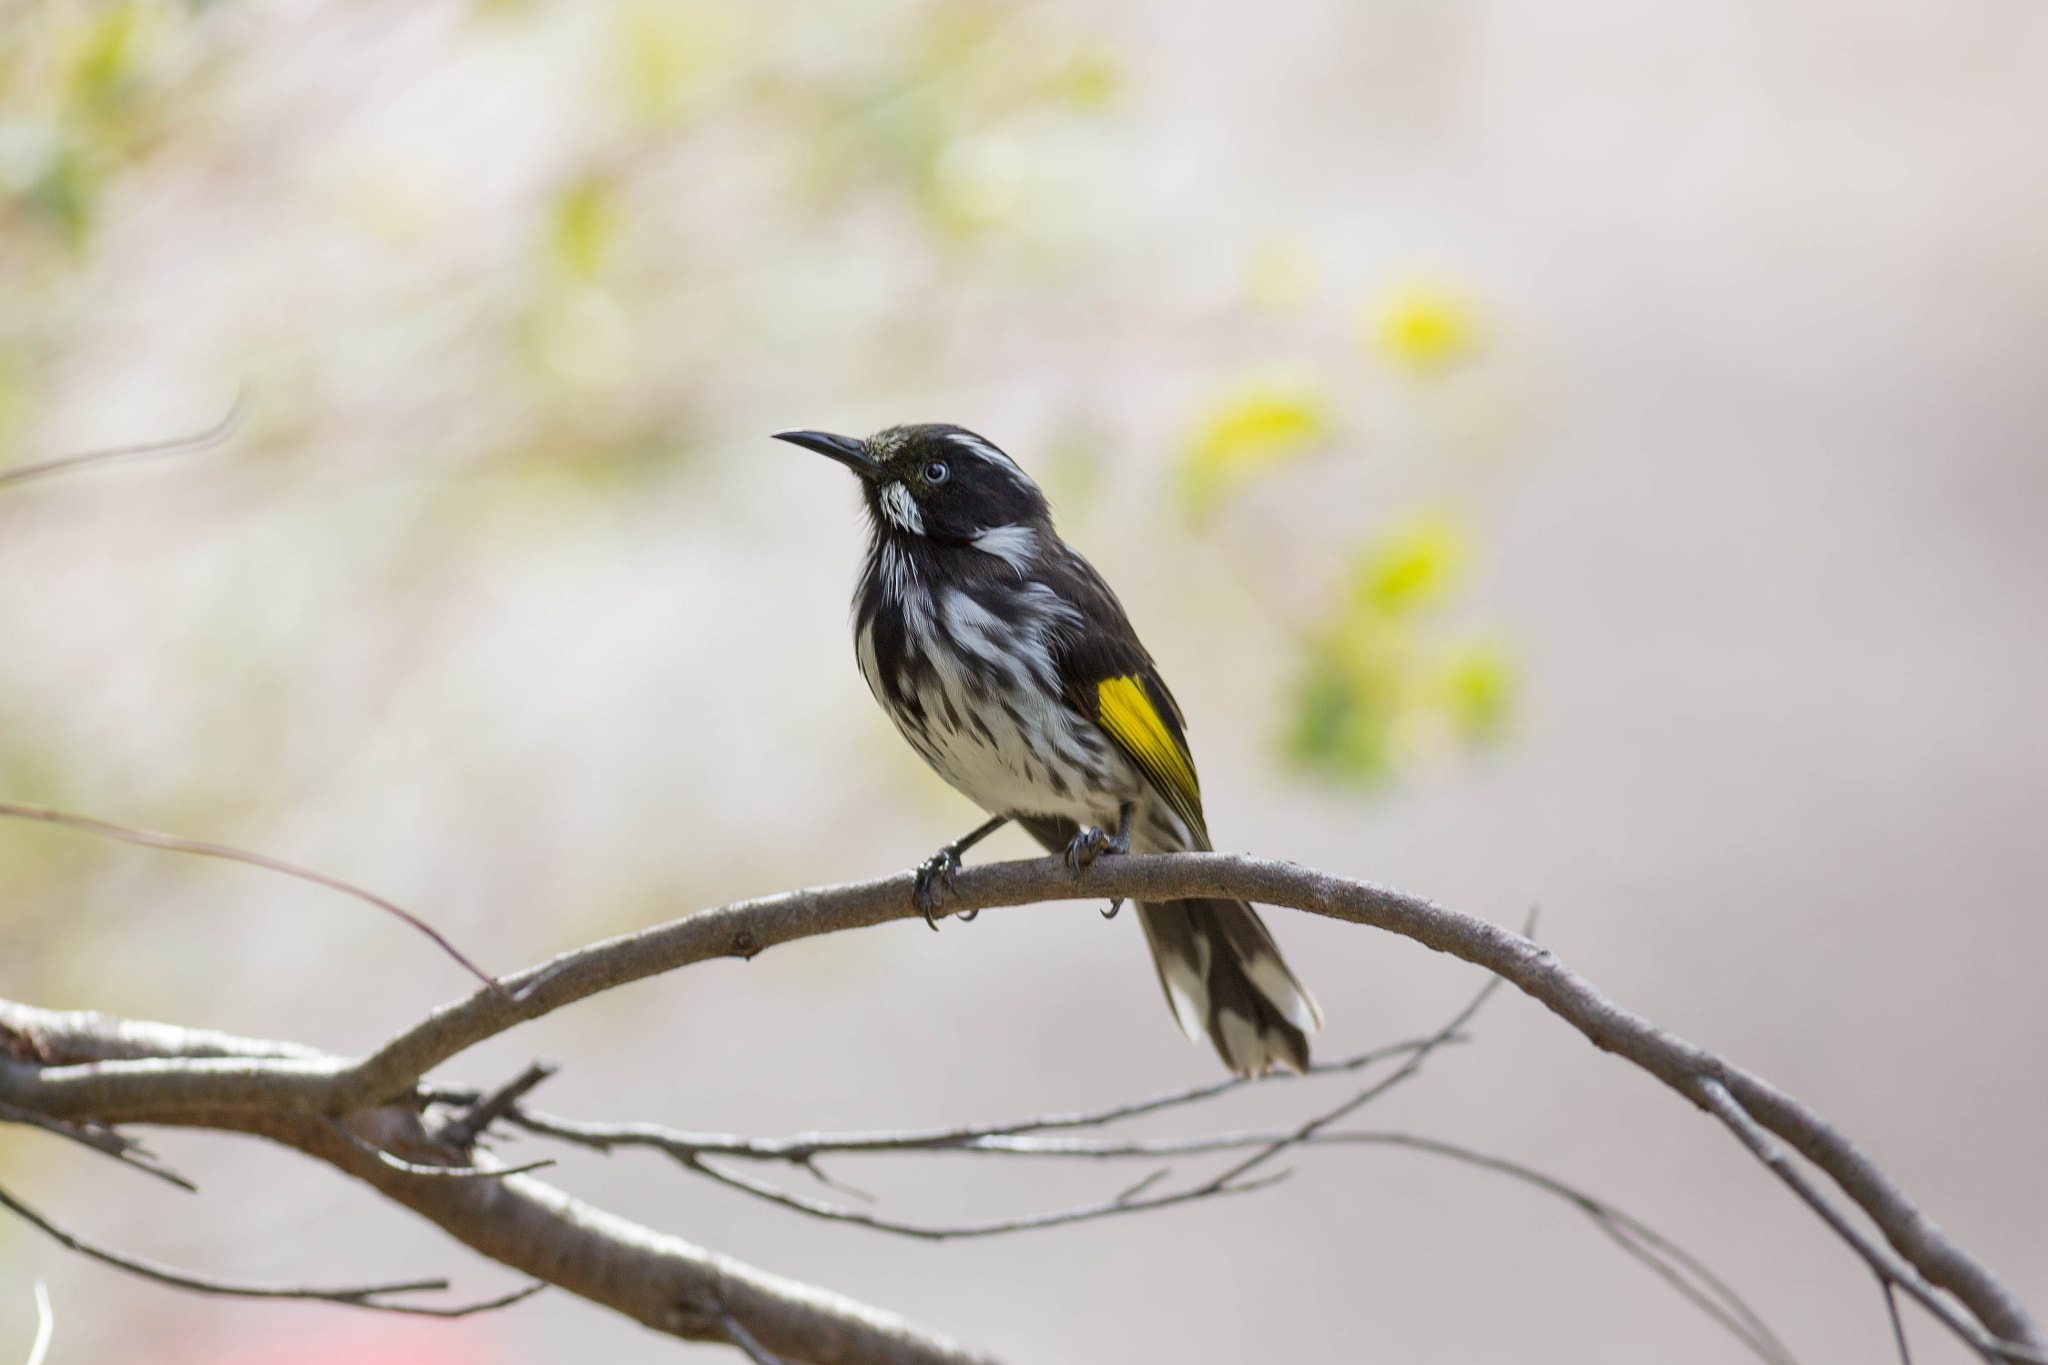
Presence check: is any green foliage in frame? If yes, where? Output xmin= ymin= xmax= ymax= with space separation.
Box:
xmin=0 ymin=1 xmax=198 ymax=250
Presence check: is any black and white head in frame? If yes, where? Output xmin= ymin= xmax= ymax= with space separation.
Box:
xmin=773 ymin=424 xmax=1051 ymax=556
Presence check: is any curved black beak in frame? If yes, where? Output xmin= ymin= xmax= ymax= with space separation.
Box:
xmin=773 ymin=429 xmax=880 ymax=480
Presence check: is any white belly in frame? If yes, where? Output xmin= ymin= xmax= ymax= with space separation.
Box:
xmin=856 ymin=585 xmax=1143 ymax=828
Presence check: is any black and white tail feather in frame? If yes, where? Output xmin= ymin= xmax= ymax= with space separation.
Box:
xmin=775 ymin=422 xmax=1322 ymax=1078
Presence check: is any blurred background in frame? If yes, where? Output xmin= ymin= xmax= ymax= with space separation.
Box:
xmin=2 ymin=1 xmax=2045 ymax=1361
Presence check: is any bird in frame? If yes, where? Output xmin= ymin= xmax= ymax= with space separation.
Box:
xmin=773 ymin=423 xmax=1322 ymax=1078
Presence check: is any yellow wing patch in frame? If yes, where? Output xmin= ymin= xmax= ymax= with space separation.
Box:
xmin=1095 ymin=675 xmax=1206 ymax=842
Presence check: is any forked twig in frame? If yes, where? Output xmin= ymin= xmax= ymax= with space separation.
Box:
xmin=1695 ymin=1079 xmax=2045 ymax=1365
xmin=505 ymin=955 xmax=1798 ymax=1365
xmin=0 ymin=1101 xmax=196 ymax=1192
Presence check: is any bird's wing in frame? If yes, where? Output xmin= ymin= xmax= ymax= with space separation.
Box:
xmin=1045 ymin=546 xmax=1210 ymax=848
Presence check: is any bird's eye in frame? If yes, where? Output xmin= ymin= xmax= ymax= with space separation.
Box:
xmin=923 ymin=460 xmax=949 ymax=485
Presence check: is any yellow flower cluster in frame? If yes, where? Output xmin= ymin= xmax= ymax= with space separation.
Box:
xmin=1169 ymin=253 xmax=1513 ymax=788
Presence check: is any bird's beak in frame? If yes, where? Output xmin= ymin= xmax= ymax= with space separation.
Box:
xmin=772 ymin=429 xmax=881 ymax=480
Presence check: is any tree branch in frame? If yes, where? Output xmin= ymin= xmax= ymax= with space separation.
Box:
xmin=0 ymin=851 xmax=2038 ymax=1363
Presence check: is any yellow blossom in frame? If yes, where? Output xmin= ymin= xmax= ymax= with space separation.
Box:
xmin=1352 ymin=509 xmax=1472 ymax=614
xmin=1178 ymin=371 xmax=1328 ymax=521
xmin=1368 ymin=278 xmax=1481 ymax=370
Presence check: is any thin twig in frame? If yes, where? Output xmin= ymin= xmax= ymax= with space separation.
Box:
xmin=1356 ymin=1134 xmax=1799 ymax=1365
xmin=0 ymin=802 xmax=510 ymax=1000
xmin=683 ymin=1150 xmax=1289 ymax=1239
xmin=0 ymin=1177 xmax=541 ymax=1317
xmin=716 ymin=1304 xmax=794 ymax=1365
xmin=435 ymin=1061 xmax=557 ymax=1150
xmin=505 ymin=1032 xmax=1458 ymax=1161
xmin=0 ymin=392 xmax=246 ymax=492
xmin=0 ymin=1101 xmax=196 ymax=1192
xmin=1886 ymin=1277 xmax=1915 ymax=1365
xmin=506 ymin=945 xmax=1797 ymax=1365
xmin=794 ymin=1156 xmax=875 ymax=1202
xmin=579 ymin=978 xmax=1500 ymax=1244
xmin=1695 ymin=1080 xmax=2045 ymax=1365
xmin=324 ymin=1119 xmax=555 ymax=1181
xmin=1180 ymin=972 xmax=1503 ymax=1200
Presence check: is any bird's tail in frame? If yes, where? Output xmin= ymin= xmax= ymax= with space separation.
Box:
xmin=1136 ymin=897 xmax=1322 ymax=1078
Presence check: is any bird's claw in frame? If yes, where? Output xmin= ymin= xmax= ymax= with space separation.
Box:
xmin=1064 ymin=825 xmax=1111 ymax=872
xmin=913 ymin=848 xmax=962 ymax=930
xmin=1063 ymin=818 xmax=1130 ymax=875
xmin=1100 ymin=898 xmax=1124 ymax=919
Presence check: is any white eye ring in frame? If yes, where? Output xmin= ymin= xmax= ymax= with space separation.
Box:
xmin=923 ymin=460 xmax=949 ymax=484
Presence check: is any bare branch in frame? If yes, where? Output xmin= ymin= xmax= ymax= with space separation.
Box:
xmin=0 ymin=393 xmax=245 ymax=492
xmin=0 ymin=802 xmax=511 ymax=1000
xmin=932 ymin=1125 xmax=1805 ymax=1365
xmin=0 ymin=851 xmax=2037 ymax=1363
xmin=517 ymin=1065 xmax=1803 ymax=1361
xmin=680 ymin=1146 xmax=1288 ymax=1240
xmin=0 ymin=1175 xmax=538 ymax=1317
xmin=640 ymin=974 xmax=1495 ymax=1244
xmin=529 ymin=975 xmax=1489 ymax=1243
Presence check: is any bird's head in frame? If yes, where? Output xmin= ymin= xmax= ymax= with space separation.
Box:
xmin=774 ymin=424 xmax=1050 ymax=546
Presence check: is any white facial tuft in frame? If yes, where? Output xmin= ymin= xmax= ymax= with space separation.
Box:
xmin=970 ymin=524 xmax=1038 ymax=574
xmin=878 ymin=481 xmax=924 ymax=534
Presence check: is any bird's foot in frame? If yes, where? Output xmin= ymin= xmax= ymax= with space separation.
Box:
xmin=1067 ymin=802 xmax=1134 ymax=917
xmin=1063 ymin=825 xmax=1112 ymax=872
xmin=1063 ymin=803 xmax=1133 ymax=874
xmin=913 ymin=848 xmax=961 ymax=930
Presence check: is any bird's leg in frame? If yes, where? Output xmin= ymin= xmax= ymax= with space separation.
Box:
xmin=1066 ymin=803 xmax=1135 ymax=921
xmin=913 ymin=815 xmax=1010 ymax=930
xmin=1104 ymin=802 xmax=1136 ymax=917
